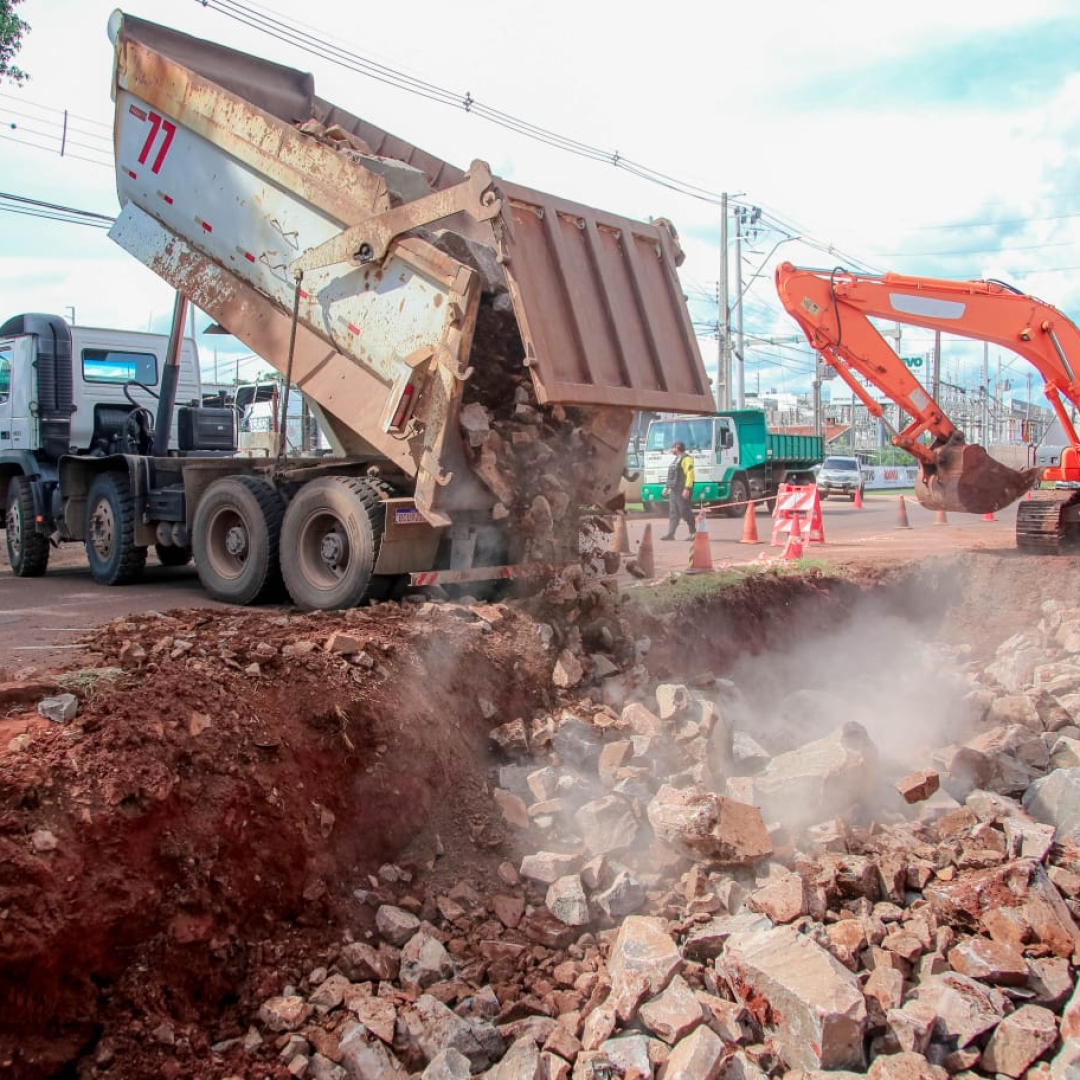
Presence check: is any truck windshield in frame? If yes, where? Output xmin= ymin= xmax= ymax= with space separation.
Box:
xmin=822 ymin=457 xmax=859 ymax=471
xmin=646 ymin=419 xmax=713 ymax=453
xmin=82 ymin=349 xmax=158 ymax=386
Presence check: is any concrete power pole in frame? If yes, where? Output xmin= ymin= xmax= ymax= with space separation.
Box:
xmin=734 ymin=217 xmax=745 ymax=409
xmin=932 ymin=331 xmax=942 ymax=402
xmin=732 ymin=205 xmax=761 ymax=410
xmin=717 ymin=193 xmax=730 ymax=409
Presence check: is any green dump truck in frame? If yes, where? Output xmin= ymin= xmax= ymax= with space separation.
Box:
xmin=641 ymin=410 xmax=824 ymax=515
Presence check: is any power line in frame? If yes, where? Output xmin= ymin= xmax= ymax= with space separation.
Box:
xmin=0 ymin=127 xmax=113 ymax=169
xmin=0 ymin=190 xmax=115 ymax=229
xmin=194 ymin=0 xmax=874 ymax=271
xmin=0 ymin=91 xmax=112 ymax=133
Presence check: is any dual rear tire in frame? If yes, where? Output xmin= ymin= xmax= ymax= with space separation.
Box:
xmin=192 ymin=475 xmax=285 ymax=605
xmin=192 ymin=473 xmax=390 ymax=611
xmin=279 ymin=476 xmax=388 ymax=611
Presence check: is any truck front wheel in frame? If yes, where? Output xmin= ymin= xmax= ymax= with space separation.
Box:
xmin=192 ymin=475 xmax=284 ymax=605
xmin=5 ymin=476 xmax=49 ymax=577
xmin=726 ymin=477 xmax=749 ymax=518
xmin=280 ymin=475 xmax=385 ymax=611
xmin=85 ymin=472 xmax=147 ymax=585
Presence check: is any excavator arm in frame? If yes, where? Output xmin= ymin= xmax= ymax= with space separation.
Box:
xmin=773 ymin=263 xmax=1076 ymax=515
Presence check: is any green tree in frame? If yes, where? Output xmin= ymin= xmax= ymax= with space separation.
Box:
xmin=1 ymin=0 xmax=29 ymax=85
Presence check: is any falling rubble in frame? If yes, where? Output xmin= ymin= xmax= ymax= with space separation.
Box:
xmin=3 ymin=566 xmax=1080 ymax=1077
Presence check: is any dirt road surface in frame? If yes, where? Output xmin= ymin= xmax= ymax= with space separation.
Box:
xmin=0 ymin=551 xmax=231 ymax=674
xmin=0 ymin=491 xmax=1028 ymax=672
xmin=624 ymin=489 xmax=1021 ymax=576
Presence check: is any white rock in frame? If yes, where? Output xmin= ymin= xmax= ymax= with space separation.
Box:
xmin=37 ymin=692 xmax=78 ymax=723
xmin=607 ymin=916 xmax=682 ymax=996
xmin=546 ymin=875 xmax=590 ymax=926
xmin=720 ymin=925 xmax=866 ymax=1071
xmin=1023 ymin=767 xmax=1080 ymax=846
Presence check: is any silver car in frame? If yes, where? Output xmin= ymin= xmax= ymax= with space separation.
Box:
xmin=817 ymin=456 xmax=864 ymax=501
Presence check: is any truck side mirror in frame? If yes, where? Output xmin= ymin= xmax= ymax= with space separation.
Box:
xmin=720 ymin=430 xmax=733 ymax=449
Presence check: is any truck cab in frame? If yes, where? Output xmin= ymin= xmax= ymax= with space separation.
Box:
xmin=0 ymin=314 xmax=203 ymax=470
xmin=642 ymin=415 xmax=739 ymax=511
xmin=1 ymin=313 xmax=227 ymax=577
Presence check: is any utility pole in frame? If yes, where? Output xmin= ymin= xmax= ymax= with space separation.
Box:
xmin=734 ymin=218 xmax=744 ymax=408
xmin=812 ymin=364 xmax=822 ymax=438
xmin=982 ymin=342 xmax=990 ymax=447
xmin=928 ymin=330 xmax=937 ymax=403
xmin=733 ymin=204 xmax=761 ymax=409
xmin=717 ymin=193 xmax=730 ymax=409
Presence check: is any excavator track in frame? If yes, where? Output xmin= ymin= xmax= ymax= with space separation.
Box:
xmin=1015 ymin=490 xmax=1080 ymax=552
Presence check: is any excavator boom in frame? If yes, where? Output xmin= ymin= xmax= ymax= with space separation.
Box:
xmin=774 ymin=263 xmax=1064 ymax=515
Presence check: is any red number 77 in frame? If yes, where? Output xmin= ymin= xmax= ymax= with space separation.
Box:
xmin=137 ymin=111 xmax=177 ymax=174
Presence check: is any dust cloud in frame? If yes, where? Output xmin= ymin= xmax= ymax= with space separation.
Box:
xmin=723 ymin=601 xmax=982 ymax=829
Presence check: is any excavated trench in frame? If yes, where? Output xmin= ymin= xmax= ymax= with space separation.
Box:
xmin=0 ymin=553 xmax=1062 ymax=1078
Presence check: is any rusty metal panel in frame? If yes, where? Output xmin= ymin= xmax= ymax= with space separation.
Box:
xmin=115 ymin=15 xmax=467 ymax=195
xmin=494 ymin=181 xmax=714 ymax=412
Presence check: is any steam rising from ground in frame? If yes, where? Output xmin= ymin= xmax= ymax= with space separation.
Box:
xmin=485 ymin=572 xmax=1006 ymax=875
xmin=730 ymin=606 xmax=978 ymax=763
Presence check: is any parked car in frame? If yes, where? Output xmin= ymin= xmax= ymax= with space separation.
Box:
xmin=816 ymin=456 xmax=865 ymax=501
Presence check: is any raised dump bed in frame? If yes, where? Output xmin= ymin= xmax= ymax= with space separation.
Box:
xmin=107 ymin=12 xmax=714 ymax=531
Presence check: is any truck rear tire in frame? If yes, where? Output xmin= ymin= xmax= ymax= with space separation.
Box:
xmin=192 ymin=475 xmax=284 ymax=605
xmin=280 ymin=475 xmax=385 ymax=611
xmin=85 ymin=472 xmax=147 ymax=585
xmin=5 ymin=476 xmax=50 ymax=577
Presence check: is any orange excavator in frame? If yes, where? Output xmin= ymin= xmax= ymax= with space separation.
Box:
xmin=775 ymin=262 xmax=1080 ymax=551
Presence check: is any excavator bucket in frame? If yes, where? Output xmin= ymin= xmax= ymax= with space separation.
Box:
xmin=914 ymin=439 xmax=1042 ymax=515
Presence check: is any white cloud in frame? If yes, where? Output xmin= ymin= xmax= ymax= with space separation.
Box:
xmin=3 ymin=0 xmax=1079 ymax=398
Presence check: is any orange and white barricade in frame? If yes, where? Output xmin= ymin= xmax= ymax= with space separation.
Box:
xmin=770 ymin=483 xmax=825 ymax=547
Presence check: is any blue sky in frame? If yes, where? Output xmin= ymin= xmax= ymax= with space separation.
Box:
xmin=2 ymin=0 xmax=1080 ymax=406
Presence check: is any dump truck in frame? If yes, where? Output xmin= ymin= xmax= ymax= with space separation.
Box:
xmin=640 ymin=410 xmax=823 ymax=515
xmin=0 ymin=13 xmax=714 ymax=610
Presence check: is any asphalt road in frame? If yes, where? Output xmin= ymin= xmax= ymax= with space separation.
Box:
xmin=0 ymin=553 xmax=235 ymax=675
xmin=0 ymin=490 xmax=1023 ymax=672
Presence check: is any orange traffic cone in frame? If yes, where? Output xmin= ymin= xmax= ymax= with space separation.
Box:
xmin=934 ymin=509 xmax=948 ymax=526
xmin=853 ymin=486 xmax=863 ymax=509
xmin=896 ymin=495 xmax=912 ymax=529
xmin=781 ymin=524 xmax=804 ymax=560
xmin=690 ymin=511 xmax=712 ymax=571
xmin=983 ymin=511 xmax=996 ymax=522
xmin=636 ymin=523 xmax=655 ymax=579
xmin=739 ymin=500 xmax=762 ymax=544
xmin=613 ymin=512 xmax=630 ymax=554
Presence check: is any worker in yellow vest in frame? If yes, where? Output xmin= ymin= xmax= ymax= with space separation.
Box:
xmin=661 ymin=440 xmax=696 ymax=540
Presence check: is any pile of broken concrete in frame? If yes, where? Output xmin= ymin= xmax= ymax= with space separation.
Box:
xmin=238 ymin=597 xmax=1080 ymax=1079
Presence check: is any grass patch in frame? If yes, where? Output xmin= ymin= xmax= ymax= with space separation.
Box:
xmin=54 ymin=666 xmax=128 ymax=702
xmin=623 ymin=557 xmax=850 ymax=610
